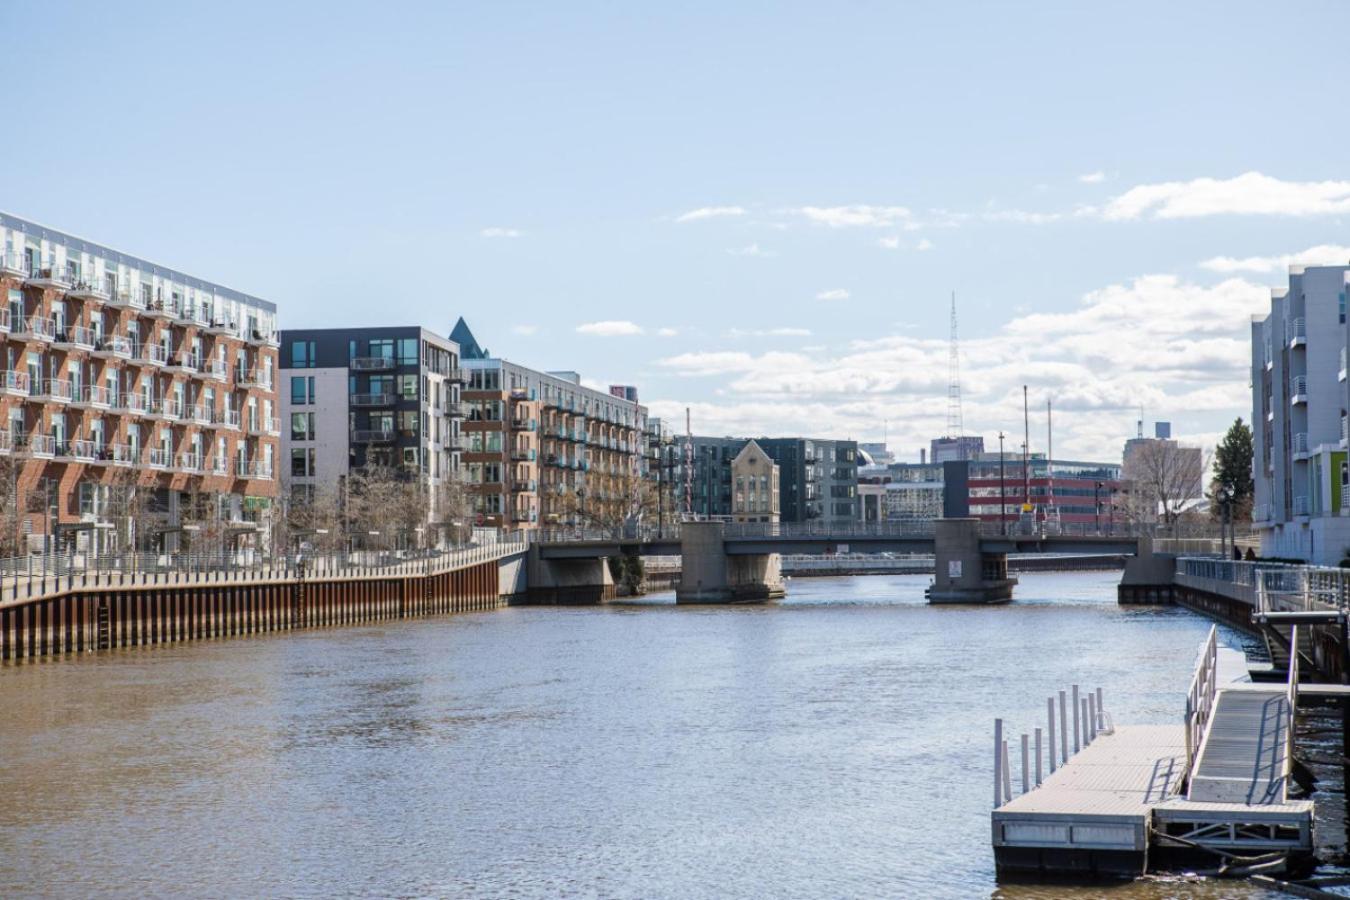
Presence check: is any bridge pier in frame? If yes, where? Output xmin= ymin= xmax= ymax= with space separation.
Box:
xmin=677 ymin=521 xmax=785 ymax=604
xmin=927 ymin=517 xmax=1016 ymax=604
xmin=524 ymin=546 xmax=617 ymax=604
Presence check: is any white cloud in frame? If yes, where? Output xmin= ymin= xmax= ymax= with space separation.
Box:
xmin=1103 ymin=171 xmax=1350 ymax=220
xmin=916 ymin=238 xmax=934 ymax=251
xmin=816 ymin=288 xmax=850 ymax=302
xmin=1078 ymin=171 xmax=1107 ymax=184
xmin=877 ymin=236 xmax=901 ymax=250
xmin=481 ymin=227 xmax=523 ymax=238
xmin=726 ymin=327 xmax=812 ymax=338
xmin=656 ymin=327 xmax=679 ymax=337
xmin=794 ymin=205 xmax=911 ymax=228
xmin=646 ymin=271 xmax=1268 ymax=460
xmin=511 ymin=324 xmax=538 ymax=336
xmin=575 ymin=320 xmax=644 ymax=337
xmin=675 ymin=206 xmax=746 ymax=223
xmin=727 ymin=242 xmax=775 ymax=257
xmin=1198 ymin=243 xmax=1350 ymax=274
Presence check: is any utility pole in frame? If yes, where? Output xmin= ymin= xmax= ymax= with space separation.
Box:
xmin=998 ymin=431 xmax=1007 ymax=535
xmin=683 ymin=407 xmax=693 ymax=521
xmin=1022 ymin=385 xmax=1031 ymax=519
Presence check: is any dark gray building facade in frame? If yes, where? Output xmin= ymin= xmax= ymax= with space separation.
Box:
xmin=678 ymin=435 xmax=859 ymax=525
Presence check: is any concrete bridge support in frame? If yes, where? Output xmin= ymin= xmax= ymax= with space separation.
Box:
xmin=676 ymin=521 xmax=785 ymax=604
xmin=926 ymin=517 xmax=1016 ymax=604
xmin=524 ymin=546 xmax=617 ymax=604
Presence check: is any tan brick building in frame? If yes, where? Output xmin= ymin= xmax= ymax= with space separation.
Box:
xmin=0 ymin=213 xmax=280 ymax=554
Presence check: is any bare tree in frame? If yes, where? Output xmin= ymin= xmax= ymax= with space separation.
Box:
xmin=344 ymin=462 xmax=429 ymax=550
xmin=280 ymin=483 xmax=345 ymax=553
xmin=430 ymin=471 xmax=472 ymax=546
xmin=1121 ymin=440 xmax=1209 ymax=534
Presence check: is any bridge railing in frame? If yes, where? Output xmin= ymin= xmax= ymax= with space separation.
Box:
xmin=1183 ymin=625 xmax=1218 ymax=783
xmin=0 ymin=532 xmax=530 ymax=606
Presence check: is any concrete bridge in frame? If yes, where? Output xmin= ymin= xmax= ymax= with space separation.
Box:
xmin=532 ymin=518 xmax=1144 ymax=604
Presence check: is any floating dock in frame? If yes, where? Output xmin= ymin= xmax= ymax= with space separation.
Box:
xmin=991 ymin=627 xmax=1314 ymax=879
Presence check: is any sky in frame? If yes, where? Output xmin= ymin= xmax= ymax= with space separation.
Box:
xmin=3 ymin=1 xmax=1350 ymax=462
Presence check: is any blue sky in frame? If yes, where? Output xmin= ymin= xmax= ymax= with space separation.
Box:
xmin=4 ymin=1 xmax=1350 ymax=460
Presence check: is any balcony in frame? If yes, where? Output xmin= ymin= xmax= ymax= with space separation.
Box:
xmin=58 ymin=440 xmax=98 ymax=463
xmin=510 ymin=446 xmax=536 ymax=461
xmin=136 ymin=343 xmax=169 ymax=366
xmin=239 ymin=460 xmax=274 ymax=480
xmin=446 ymin=400 xmax=469 ymax=418
xmin=16 ymin=433 xmax=55 ymax=458
xmin=143 ymin=299 xmax=174 ymax=319
xmin=69 ymin=274 xmax=113 ymax=302
xmin=201 ymin=359 xmax=228 ymax=381
xmin=53 ymin=325 xmax=96 ymax=351
xmin=122 ymin=393 xmax=150 ymax=416
xmin=351 ymin=356 xmax=396 ymax=371
xmin=353 ymin=428 xmax=396 ymax=443
xmin=235 ymin=367 xmax=273 ymax=390
xmin=1293 ymin=495 xmax=1310 ymax=517
xmin=153 ymin=398 xmax=184 ymax=421
xmin=92 ymin=335 xmax=134 ymax=360
xmin=1290 ymin=317 xmax=1307 ymax=348
xmin=78 ymin=385 xmax=113 ymax=410
xmin=211 ymin=456 xmax=231 ymax=477
xmin=351 ymin=392 xmax=395 ymax=407
xmin=445 ymin=434 xmax=465 ymax=452
xmin=167 ymin=353 xmax=200 ymax=375
xmin=14 ymin=317 xmax=55 ymax=342
xmin=510 ymin=417 xmax=537 ymax=431
xmin=246 ymin=416 xmax=280 ymax=436
xmin=25 ymin=265 xmax=73 ymax=291
xmin=108 ymin=444 xmax=135 ymax=467
xmin=0 ymin=371 xmax=30 ymax=396
xmin=205 ymin=319 xmax=235 ymax=336
xmin=246 ymin=328 xmax=279 ymax=347
xmin=1293 ymin=431 xmax=1311 ymax=460
xmin=447 ymin=367 xmax=464 ymax=383
xmin=190 ymin=404 xmax=215 ymax=426
xmin=172 ymin=305 xmax=208 ymax=328
xmin=178 ymin=452 xmax=204 ymax=474
xmin=108 ymin=286 xmax=148 ymax=311
xmin=511 ymin=479 xmax=538 ymax=493
xmin=34 ymin=379 xmax=73 ymax=403
xmin=0 ymin=250 xmax=27 ymax=278
xmin=148 ymin=448 xmax=171 ymax=469
xmin=223 ymin=409 xmax=241 ymax=429
xmin=1291 ymin=375 xmax=1308 ymax=405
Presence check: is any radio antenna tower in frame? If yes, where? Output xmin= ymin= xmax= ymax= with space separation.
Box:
xmin=683 ymin=407 xmax=693 ymax=520
xmin=946 ymin=291 xmax=965 ymax=448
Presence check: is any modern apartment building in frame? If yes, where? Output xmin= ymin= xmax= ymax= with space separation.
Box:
xmin=1251 ymin=264 xmax=1350 ymax=563
xmin=278 ymin=326 xmax=464 ymax=533
xmin=678 ymin=435 xmax=859 ymax=525
xmin=0 ymin=212 xmax=280 ymax=553
xmin=455 ymin=321 xmax=648 ymax=528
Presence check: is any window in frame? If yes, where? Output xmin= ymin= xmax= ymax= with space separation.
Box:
xmin=290 ymin=448 xmax=316 ymax=478
xmin=398 ymin=410 xmax=418 ymax=437
xmin=289 ymin=340 xmax=316 ymax=368
xmin=397 ymin=338 xmax=418 ymax=365
xmin=291 ymin=412 xmax=315 ymax=441
xmin=370 ymin=339 xmax=394 ymax=362
xmin=290 ymin=375 xmax=313 ymax=405
xmin=397 ymin=374 xmax=418 ymax=399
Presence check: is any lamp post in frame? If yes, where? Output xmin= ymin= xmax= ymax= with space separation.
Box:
xmin=998 ymin=431 xmax=1007 ymax=535
xmin=1094 ymin=481 xmax=1102 ymax=532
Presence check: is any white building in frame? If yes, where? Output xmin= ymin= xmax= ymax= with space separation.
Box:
xmin=1251 ymin=263 xmax=1350 ymax=563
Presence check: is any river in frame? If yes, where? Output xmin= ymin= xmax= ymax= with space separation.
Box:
xmin=0 ymin=572 xmax=1335 ymax=898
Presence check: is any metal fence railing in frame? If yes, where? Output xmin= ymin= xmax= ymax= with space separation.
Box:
xmin=0 ymin=533 xmax=530 ymax=606
xmin=1180 ymin=557 xmax=1350 ymax=612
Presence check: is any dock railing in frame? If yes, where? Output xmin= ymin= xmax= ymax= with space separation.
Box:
xmin=994 ymin=684 xmax=1109 ymax=808
xmin=1183 ymin=625 xmax=1218 ymax=783
xmin=1285 ymin=624 xmax=1300 ymax=797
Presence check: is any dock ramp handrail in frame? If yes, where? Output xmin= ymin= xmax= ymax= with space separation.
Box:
xmin=1285 ymin=625 xmax=1299 ymax=792
xmin=1183 ymin=625 xmax=1218 ymax=782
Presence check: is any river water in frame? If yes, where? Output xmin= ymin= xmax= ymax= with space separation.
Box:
xmin=0 ymin=572 xmax=1333 ymax=898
